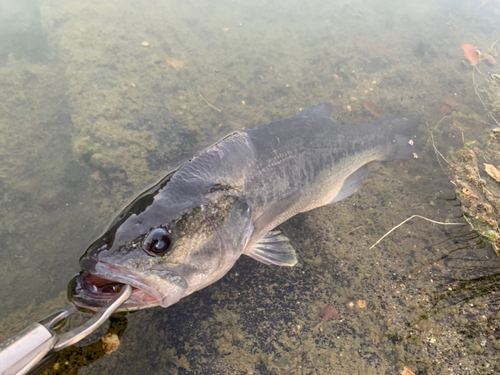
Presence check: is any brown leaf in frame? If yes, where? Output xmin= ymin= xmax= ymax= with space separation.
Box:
xmin=439 ymin=104 xmax=452 ymax=117
xmin=166 ymin=56 xmax=185 ymax=71
xmin=482 ymin=52 xmax=497 ymax=66
xmin=444 ymin=97 xmax=458 ymax=109
xmin=354 ymin=37 xmax=390 ymax=59
xmin=484 ymin=163 xmax=500 ymax=183
xmin=461 ymin=43 xmax=479 ymax=66
xmin=361 ymin=100 xmax=384 ymax=118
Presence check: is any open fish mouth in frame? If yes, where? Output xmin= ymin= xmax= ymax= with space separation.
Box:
xmin=69 ymin=260 xmax=162 ymax=312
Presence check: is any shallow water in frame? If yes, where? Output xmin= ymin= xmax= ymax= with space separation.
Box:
xmin=0 ymin=0 xmax=500 ymax=374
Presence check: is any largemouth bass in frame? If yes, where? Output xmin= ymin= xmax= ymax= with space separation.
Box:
xmin=70 ymin=103 xmax=419 ymax=311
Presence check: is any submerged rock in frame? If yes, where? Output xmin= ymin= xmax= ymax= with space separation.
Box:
xmin=318 ymin=305 xmax=339 ymax=321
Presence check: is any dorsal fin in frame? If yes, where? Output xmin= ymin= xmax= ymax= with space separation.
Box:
xmin=296 ymin=102 xmax=333 ymax=119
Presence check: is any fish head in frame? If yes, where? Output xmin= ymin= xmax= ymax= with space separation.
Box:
xmin=70 ymin=178 xmax=253 ymax=312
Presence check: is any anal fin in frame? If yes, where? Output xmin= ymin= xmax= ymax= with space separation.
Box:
xmin=329 ymin=165 xmax=369 ymax=204
xmin=244 ymin=230 xmax=297 ymax=267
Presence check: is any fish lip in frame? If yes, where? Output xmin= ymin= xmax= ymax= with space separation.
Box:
xmin=70 ymin=260 xmax=162 ymax=311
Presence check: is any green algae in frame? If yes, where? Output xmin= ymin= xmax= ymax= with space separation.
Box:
xmin=440 ymin=73 xmax=500 ymax=256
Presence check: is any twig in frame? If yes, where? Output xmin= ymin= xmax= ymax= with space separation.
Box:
xmin=474 ymin=64 xmax=484 ymax=76
xmin=472 ymin=69 xmax=500 ymax=127
xmin=472 ymin=68 xmax=488 ymax=108
xmin=490 ymin=114 xmax=500 ymax=127
xmin=432 ymin=115 xmax=448 ymax=134
xmin=491 ymin=36 xmax=500 ymax=49
xmin=369 ymin=215 xmax=466 ymax=250
xmin=462 ymin=214 xmax=474 ymax=230
xmin=433 ymin=144 xmax=450 ymax=166
xmin=199 ymin=92 xmax=222 ymax=113
xmin=430 ymin=117 xmax=451 ymax=167
xmin=346 ymin=225 xmax=363 ymax=235
xmin=471 ymin=117 xmax=497 ymax=126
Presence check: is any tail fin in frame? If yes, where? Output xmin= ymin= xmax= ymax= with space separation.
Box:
xmin=372 ymin=116 xmax=420 ymax=160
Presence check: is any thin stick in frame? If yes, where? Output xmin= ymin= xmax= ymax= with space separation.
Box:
xmin=474 ymin=64 xmax=484 ymax=76
xmin=471 ymin=117 xmax=496 ymax=126
xmin=472 ymin=68 xmax=488 ymax=108
xmin=346 ymin=225 xmax=363 ymax=235
xmin=199 ymin=92 xmax=222 ymax=113
xmin=491 ymin=36 xmax=500 ymax=49
xmin=462 ymin=214 xmax=474 ymax=230
xmin=433 ymin=143 xmax=451 ymax=166
xmin=430 ymin=117 xmax=451 ymax=167
xmin=472 ymin=69 xmax=500 ymax=126
xmin=490 ymin=114 xmax=500 ymax=127
xmin=432 ymin=115 xmax=448 ymax=134
xmin=369 ymin=215 xmax=466 ymax=250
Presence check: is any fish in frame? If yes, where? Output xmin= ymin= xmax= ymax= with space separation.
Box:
xmin=70 ymin=103 xmax=419 ymax=312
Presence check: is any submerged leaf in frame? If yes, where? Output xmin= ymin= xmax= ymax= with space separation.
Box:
xmin=482 ymin=52 xmax=497 ymax=66
xmin=439 ymin=104 xmax=452 ymax=117
xmin=166 ymin=56 xmax=185 ymax=71
xmin=484 ymin=163 xmax=500 ymax=183
xmin=361 ymin=100 xmax=384 ymax=118
xmin=444 ymin=97 xmax=458 ymax=109
xmin=461 ymin=44 xmax=479 ymax=66
xmin=354 ymin=37 xmax=390 ymax=59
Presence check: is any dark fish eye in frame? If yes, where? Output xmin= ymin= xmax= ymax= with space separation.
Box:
xmin=143 ymin=228 xmax=171 ymax=256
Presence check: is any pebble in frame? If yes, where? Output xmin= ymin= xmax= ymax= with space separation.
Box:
xmin=12 ymin=179 xmax=41 ymax=193
xmin=401 ymin=367 xmax=415 ymax=375
xmin=357 ymin=300 xmax=367 ymax=308
xmin=101 ymin=333 xmax=120 ymax=354
xmin=318 ymin=305 xmax=339 ymax=321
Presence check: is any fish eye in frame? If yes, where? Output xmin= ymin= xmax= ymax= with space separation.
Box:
xmin=143 ymin=228 xmax=171 ymax=256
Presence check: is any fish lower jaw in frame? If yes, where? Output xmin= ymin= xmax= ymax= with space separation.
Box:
xmin=70 ymin=271 xmax=161 ymax=312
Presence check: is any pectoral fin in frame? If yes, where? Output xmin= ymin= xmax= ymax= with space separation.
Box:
xmin=244 ymin=230 xmax=297 ymax=266
xmin=329 ymin=165 xmax=369 ymax=204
